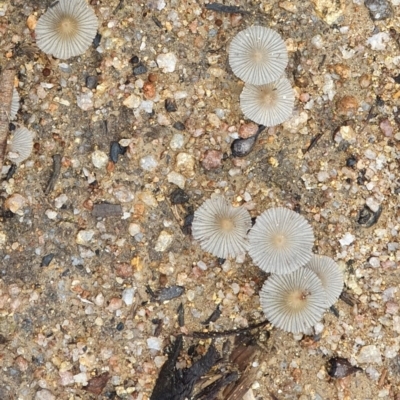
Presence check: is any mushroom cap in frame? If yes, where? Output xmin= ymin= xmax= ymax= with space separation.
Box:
xmin=35 ymin=0 xmax=98 ymax=60
xmin=240 ymin=77 xmax=294 ymax=127
xmin=192 ymin=196 xmax=252 ymax=259
xmin=10 ymin=88 xmax=20 ymax=120
xmin=259 ymin=268 xmax=327 ymax=333
xmin=229 ymin=25 xmax=288 ymax=85
xmin=248 ymin=207 xmax=314 ymax=274
xmin=8 ymin=127 xmax=34 ymax=165
xmin=304 ymin=255 xmax=344 ymax=307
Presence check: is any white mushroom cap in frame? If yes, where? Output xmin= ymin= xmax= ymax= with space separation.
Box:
xmin=35 ymin=0 xmax=98 ymax=60
xmin=259 ymin=268 xmax=327 ymax=334
xmin=229 ymin=25 xmax=288 ymax=85
xmin=304 ymin=255 xmax=344 ymax=307
xmin=10 ymin=88 xmax=20 ymax=120
xmin=240 ymin=77 xmax=294 ymax=127
xmin=8 ymin=127 xmax=34 ymax=165
xmin=248 ymin=207 xmax=314 ymax=274
xmin=192 ymin=196 xmax=252 ymax=259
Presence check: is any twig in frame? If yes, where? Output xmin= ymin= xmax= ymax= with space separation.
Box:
xmin=45 ymin=154 xmax=62 ymax=194
xmin=186 ymin=319 xmax=269 ymax=339
xmin=0 ymin=69 xmax=15 ymax=172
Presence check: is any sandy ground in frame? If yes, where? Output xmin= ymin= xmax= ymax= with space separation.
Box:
xmin=1 ymin=0 xmax=400 ymax=399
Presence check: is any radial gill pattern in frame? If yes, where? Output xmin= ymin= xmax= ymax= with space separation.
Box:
xmin=192 ymin=196 xmax=252 ymax=259
xmin=35 ymin=0 xmax=98 ymax=60
xmin=259 ymin=268 xmax=327 ymax=334
xmin=229 ymin=25 xmax=288 ymax=85
xmin=248 ymin=207 xmax=314 ymax=274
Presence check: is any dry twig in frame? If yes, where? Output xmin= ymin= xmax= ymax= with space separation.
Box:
xmin=0 ymin=69 xmax=15 ymax=172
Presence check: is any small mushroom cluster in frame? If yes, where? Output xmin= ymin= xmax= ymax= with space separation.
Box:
xmin=192 ymin=196 xmax=344 ymax=334
xmin=228 ymin=25 xmax=295 ymax=127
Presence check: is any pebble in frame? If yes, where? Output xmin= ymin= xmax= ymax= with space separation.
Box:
xmin=154 ymin=230 xmax=174 ymax=252
xmin=336 ymin=95 xmax=359 ymax=116
xmin=122 ymin=288 xmax=136 ymax=306
xmin=357 ymin=345 xmax=382 ymax=365
xmin=311 ymin=0 xmax=345 ymax=24
xmin=109 ymin=141 xmax=126 ymax=163
xmin=45 ymin=209 xmax=57 ymax=220
xmin=170 ymin=133 xmax=184 ymax=150
xmin=238 ymin=122 xmax=258 ymax=139
xmin=129 ymin=223 xmax=141 ymax=236
xmin=359 ymin=74 xmax=371 ymax=88
xmin=366 ymin=32 xmax=390 ymax=51
xmin=175 ymin=152 xmax=195 ymax=177
xmin=170 ymin=187 xmax=189 ymax=204
xmin=76 ymin=230 xmax=95 ymax=245
xmin=35 ymin=389 xmax=55 ymax=400
xmin=201 ymin=150 xmax=223 ymax=170
xmin=173 ymin=121 xmax=185 ymax=131
xmin=165 ymin=98 xmax=177 ymax=112
xmin=133 ymin=63 xmax=147 ymax=75
xmin=76 ymin=92 xmax=94 ymax=111
xmin=156 ymin=52 xmax=177 ymax=73
xmin=335 ymin=125 xmax=356 ymax=144
xmin=91 ymin=150 xmax=108 ymax=169
xmin=58 ymin=63 xmax=72 ymax=73
xmin=230 ymin=12 xmax=242 ymax=27
xmin=339 ymin=232 xmax=355 ymax=246
xmin=364 ymin=0 xmax=393 ymax=20
xmin=140 ymin=155 xmax=158 ymax=171
xmin=85 ymin=75 xmax=98 ymax=89
xmin=231 ymin=134 xmax=259 ymax=157
xmin=113 ymin=186 xmax=134 ymax=203
xmin=167 ymin=171 xmax=186 ymax=189
xmin=4 ymin=193 xmax=27 ymax=213
xmin=379 ymin=118 xmax=393 ymax=136
xmin=143 ymin=81 xmax=156 ymax=99
xmin=54 ymin=194 xmax=68 ymax=208
xmin=147 ymin=337 xmax=162 ymax=351
xmin=123 ymin=94 xmax=141 ymax=109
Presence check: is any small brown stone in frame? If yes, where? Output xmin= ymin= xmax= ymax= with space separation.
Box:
xmin=143 ymin=81 xmax=156 ymax=99
xmin=114 ymin=263 xmax=133 ymax=278
xmin=148 ymin=73 xmax=158 ymax=83
xmin=230 ymin=13 xmax=242 ymax=27
xmin=332 ymin=63 xmax=351 ymax=79
xmin=15 ymin=355 xmax=29 ymax=372
xmin=215 ymin=19 xmax=223 ymax=27
xmin=379 ymin=118 xmax=393 ymax=137
xmin=82 ymin=198 xmax=94 ymax=211
xmin=201 ymin=150 xmax=223 ymax=170
xmin=359 ymin=74 xmax=371 ymax=88
xmin=194 ymin=35 xmax=205 ymax=48
xmin=239 ymin=122 xmax=258 ymax=138
xmin=336 ymin=95 xmax=359 ymax=116
xmin=4 ymin=193 xmax=27 ymax=213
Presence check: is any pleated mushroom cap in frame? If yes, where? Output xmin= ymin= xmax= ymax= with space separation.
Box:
xmin=248 ymin=207 xmax=314 ymax=274
xmin=240 ymin=77 xmax=294 ymax=127
xmin=10 ymin=88 xmax=20 ymax=120
xmin=229 ymin=25 xmax=288 ymax=85
xmin=35 ymin=0 xmax=98 ymax=60
xmin=305 ymin=255 xmax=344 ymax=307
xmin=8 ymin=127 xmax=34 ymax=165
xmin=259 ymin=268 xmax=327 ymax=334
xmin=192 ymin=196 xmax=252 ymax=259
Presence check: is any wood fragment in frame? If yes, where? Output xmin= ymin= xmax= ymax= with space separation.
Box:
xmin=92 ymin=203 xmax=123 ymax=218
xmin=45 ymin=154 xmax=62 ymax=194
xmin=205 ymin=3 xmax=249 ymax=14
xmin=0 ymin=69 xmax=15 ymax=172
xmin=187 ymin=319 xmax=269 ymax=339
